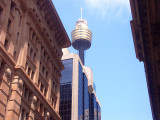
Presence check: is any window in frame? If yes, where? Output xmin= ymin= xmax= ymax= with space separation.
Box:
xmin=19 ymin=16 xmax=22 ymax=26
xmin=42 ymin=66 xmax=45 ymax=75
xmin=52 ymin=81 xmax=55 ymax=90
xmin=40 ymin=84 xmax=44 ymax=93
xmin=51 ymin=98 xmax=54 ymax=106
xmin=44 ymin=51 xmax=46 ymax=59
xmin=4 ymin=39 xmax=9 ymax=50
xmin=10 ymin=1 xmax=15 ymax=15
xmin=16 ymin=32 xmax=19 ymax=44
xmin=27 ymin=44 xmax=30 ymax=55
xmin=29 ymin=28 xmax=33 ymax=40
xmin=26 ymin=113 xmax=29 ymax=120
xmin=31 ymin=71 xmax=34 ymax=80
xmin=46 ymin=71 xmax=48 ymax=79
xmin=38 ymin=79 xmax=40 ymax=88
xmin=33 ymin=53 xmax=36 ymax=62
xmin=55 ymin=84 xmax=57 ymax=93
xmin=25 ymin=63 xmax=28 ymax=71
xmin=14 ymin=51 xmax=16 ymax=60
xmin=0 ymin=6 xmax=3 ymax=22
xmin=20 ymin=109 xmax=25 ymax=120
xmin=30 ymin=48 xmax=33 ymax=58
xmin=32 ymin=34 xmax=36 ymax=43
xmin=7 ymin=19 xmax=12 ymax=33
xmin=44 ymin=88 xmax=47 ymax=97
xmin=28 ymin=67 xmax=31 ymax=76
xmin=40 ymin=104 xmax=43 ymax=114
xmin=24 ymin=88 xmax=28 ymax=100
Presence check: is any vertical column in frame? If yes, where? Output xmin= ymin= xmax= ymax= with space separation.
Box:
xmin=34 ymin=42 xmax=41 ymax=86
xmin=47 ymin=60 xmax=52 ymax=102
xmin=37 ymin=100 xmax=40 ymax=112
xmin=0 ymin=63 xmax=12 ymax=120
xmin=8 ymin=7 xmax=19 ymax=56
xmin=5 ymin=75 xmax=23 ymax=120
xmin=16 ymin=16 xmax=29 ymax=67
xmin=55 ymin=81 xmax=60 ymax=112
xmin=0 ymin=0 xmax=11 ymax=45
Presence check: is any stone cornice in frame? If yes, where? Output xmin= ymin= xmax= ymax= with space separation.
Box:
xmin=47 ymin=0 xmax=71 ymax=48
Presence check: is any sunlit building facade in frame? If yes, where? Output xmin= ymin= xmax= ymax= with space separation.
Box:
xmin=59 ymin=49 xmax=101 ymax=120
xmin=0 ymin=0 xmax=71 ymax=120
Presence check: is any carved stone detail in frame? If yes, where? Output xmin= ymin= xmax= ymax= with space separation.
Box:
xmin=18 ymin=78 xmax=23 ymax=90
xmin=29 ymin=94 xmax=37 ymax=110
xmin=0 ymin=63 xmax=12 ymax=83
xmin=44 ymin=111 xmax=50 ymax=120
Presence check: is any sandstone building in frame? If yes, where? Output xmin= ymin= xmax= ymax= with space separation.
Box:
xmin=130 ymin=0 xmax=160 ymax=120
xmin=0 ymin=0 xmax=71 ymax=120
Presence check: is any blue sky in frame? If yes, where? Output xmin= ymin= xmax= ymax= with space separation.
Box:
xmin=52 ymin=0 xmax=152 ymax=120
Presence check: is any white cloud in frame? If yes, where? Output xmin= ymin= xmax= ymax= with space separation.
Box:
xmin=84 ymin=0 xmax=131 ymax=22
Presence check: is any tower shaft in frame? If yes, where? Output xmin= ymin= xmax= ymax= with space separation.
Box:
xmin=79 ymin=47 xmax=85 ymax=64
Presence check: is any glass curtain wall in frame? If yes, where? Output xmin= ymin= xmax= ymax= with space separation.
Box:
xmin=78 ymin=62 xmax=83 ymax=120
xmin=97 ymin=102 xmax=101 ymax=120
xmin=90 ymin=93 xmax=97 ymax=120
xmin=60 ymin=59 xmax=73 ymax=120
xmin=83 ymin=74 xmax=90 ymax=120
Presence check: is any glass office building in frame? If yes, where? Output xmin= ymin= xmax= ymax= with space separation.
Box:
xmin=59 ymin=49 xmax=101 ymax=120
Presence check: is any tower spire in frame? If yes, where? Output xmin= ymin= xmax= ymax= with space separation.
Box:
xmin=71 ymin=9 xmax=92 ymax=65
xmin=81 ymin=7 xmax=83 ymax=19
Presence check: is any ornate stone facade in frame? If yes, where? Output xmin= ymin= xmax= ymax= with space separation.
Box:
xmin=0 ymin=0 xmax=71 ymax=120
xmin=130 ymin=0 xmax=160 ymax=120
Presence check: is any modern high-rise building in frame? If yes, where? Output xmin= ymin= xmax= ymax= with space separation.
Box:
xmin=59 ymin=49 xmax=101 ymax=120
xmin=130 ymin=0 xmax=160 ymax=119
xmin=0 ymin=0 xmax=71 ymax=120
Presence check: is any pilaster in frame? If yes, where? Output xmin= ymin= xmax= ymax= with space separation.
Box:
xmin=16 ymin=15 xmax=28 ymax=67
xmin=0 ymin=63 xmax=12 ymax=120
xmin=34 ymin=42 xmax=41 ymax=86
xmin=47 ymin=60 xmax=52 ymax=102
xmin=5 ymin=75 xmax=23 ymax=120
xmin=0 ymin=0 xmax=11 ymax=45
xmin=55 ymin=81 xmax=60 ymax=112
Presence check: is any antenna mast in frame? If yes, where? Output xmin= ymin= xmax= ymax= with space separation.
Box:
xmin=81 ymin=7 xmax=83 ymax=19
